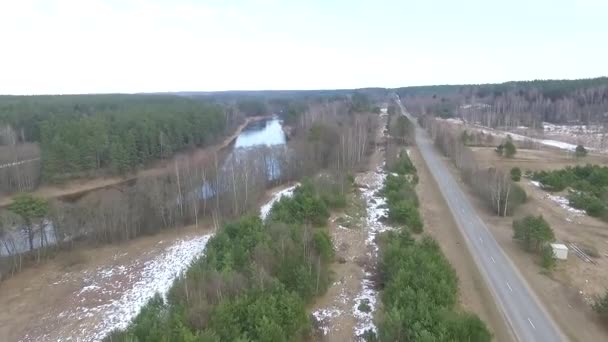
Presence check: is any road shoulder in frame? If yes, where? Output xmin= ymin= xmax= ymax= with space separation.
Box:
xmin=409 ymin=145 xmax=514 ymax=342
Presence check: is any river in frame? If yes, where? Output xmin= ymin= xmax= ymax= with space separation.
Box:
xmin=0 ymin=117 xmax=287 ymax=257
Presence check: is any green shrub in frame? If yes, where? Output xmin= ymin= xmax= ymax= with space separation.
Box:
xmin=575 ymin=145 xmax=588 ymax=158
xmin=541 ymin=245 xmax=556 ymax=270
xmin=357 ymin=299 xmax=371 ymax=313
xmin=504 ymin=138 xmax=517 ymax=158
xmin=568 ymin=192 xmax=607 ymax=217
xmin=388 ymin=200 xmax=423 ymax=233
xmin=390 ymin=151 xmax=416 ymax=175
xmin=512 ymin=215 xmax=554 ymax=252
xmin=210 ymin=285 xmax=308 ymax=341
xmin=510 ymin=167 xmax=522 ymax=182
xmin=593 ymin=290 xmax=608 ymax=321
xmin=268 ymin=181 xmax=329 ymax=226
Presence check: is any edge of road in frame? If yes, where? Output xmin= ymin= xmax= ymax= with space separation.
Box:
xmin=416 ymin=125 xmax=522 ymax=342
xmin=394 ymin=96 xmax=568 ymax=342
xmin=410 ymin=143 xmax=515 ymax=342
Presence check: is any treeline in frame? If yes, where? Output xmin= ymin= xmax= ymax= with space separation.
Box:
xmin=396 ymin=77 xmax=608 ymax=128
xmin=383 ymin=152 xmax=423 ymax=233
xmin=105 ymin=179 xmax=340 ymax=341
xmin=423 ymin=117 xmax=527 ymax=216
xmin=41 ymin=102 xmax=225 ymax=179
xmin=0 ymin=94 xmax=233 ymax=183
xmin=532 ymin=164 xmax=608 ymax=221
xmin=377 ymin=230 xmax=491 ymax=341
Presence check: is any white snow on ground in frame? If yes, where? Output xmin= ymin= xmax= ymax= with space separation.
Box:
xmin=546 ymin=194 xmax=585 ymax=215
xmin=543 ymin=122 xmax=607 ymax=152
xmin=0 ymin=157 xmax=40 ymax=169
xmin=543 ymin=122 xmax=602 ymax=135
xmin=352 ymin=272 xmax=378 ymax=337
xmin=538 ymin=139 xmax=579 ymax=151
xmin=529 ymin=181 xmax=585 ymax=222
xmin=488 ymin=126 xmax=580 ymax=151
xmin=443 ymin=119 xmax=594 ymax=152
xmin=259 ymin=184 xmax=298 ymax=220
xmin=46 ymin=235 xmax=213 ymax=342
xmin=311 ymin=308 xmax=343 ymax=336
xmin=351 ymin=164 xmax=394 ymax=338
xmin=359 ymin=166 xmax=391 ymax=249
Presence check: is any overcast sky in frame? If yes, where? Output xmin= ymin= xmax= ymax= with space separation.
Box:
xmin=1 ymin=0 xmax=606 ymax=94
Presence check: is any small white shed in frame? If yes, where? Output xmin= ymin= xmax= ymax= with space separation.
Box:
xmin=550 ymin=243 xmax=568 ymax=260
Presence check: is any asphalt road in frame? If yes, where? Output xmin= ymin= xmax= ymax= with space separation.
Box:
xmin=395 ymin=97 xmax=566 ymax=342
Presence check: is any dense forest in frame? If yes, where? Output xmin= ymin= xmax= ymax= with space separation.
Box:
xmin=0 ymin=95 xmax=230 ymax=184
xmin=0 ymin=90 xmax=382 ymax=193
xmin=397 ymin=77 xmax=608 ymax=129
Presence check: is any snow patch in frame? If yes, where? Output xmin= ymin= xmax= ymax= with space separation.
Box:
xmin=530 ymin=181 xmax=585 ymax=221
xmin=352 ymin=163 xmax=395 ymax=338
xmin=546 ymin=194 xmax=585 ymax=216
xmin=352 ymin=273 xmax=378 ymax=337
xmin=312 ymin=308 xmax=343 ymax=336
xmin=50 ymin=235 xmax=212 ymax=342
xmin=457 ymin=121 xmax=594 ymax=152
xmin=538 ymin=139 xmax=578 ymax=151
xmin=259 ymin=184 xmax=298 ymax=220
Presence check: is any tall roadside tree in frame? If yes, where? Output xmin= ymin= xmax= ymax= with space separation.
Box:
xmin=8 ymin=193 xmax=49 ymax=252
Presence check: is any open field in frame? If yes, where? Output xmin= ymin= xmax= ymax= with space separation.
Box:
xmin=470 ymin=146 xmax=608 ymax=172
xmin=455 ymin=144 xmax=608 ymax=341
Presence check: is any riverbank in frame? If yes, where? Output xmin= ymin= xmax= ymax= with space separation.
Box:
xmin=0 ymin=180 xmax=291 ymax=341
xmin=0 ymin=115 xmax=271 ymax=208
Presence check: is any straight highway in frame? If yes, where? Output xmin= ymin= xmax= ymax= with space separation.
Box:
xmin=395 ymin=96 xmax=566 ymax=342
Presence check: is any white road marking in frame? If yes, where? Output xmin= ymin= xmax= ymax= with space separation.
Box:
xmin=528 ymin=318 xmax=536 ymax=330
xmin=491 ymin=256 xmax=496 ymax=264
xmin=506 ymin=282 xmax=513 ymax=292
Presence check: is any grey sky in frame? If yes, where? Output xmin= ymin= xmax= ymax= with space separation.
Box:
xmin=1 ymin=0 xmax=606 ymax=94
